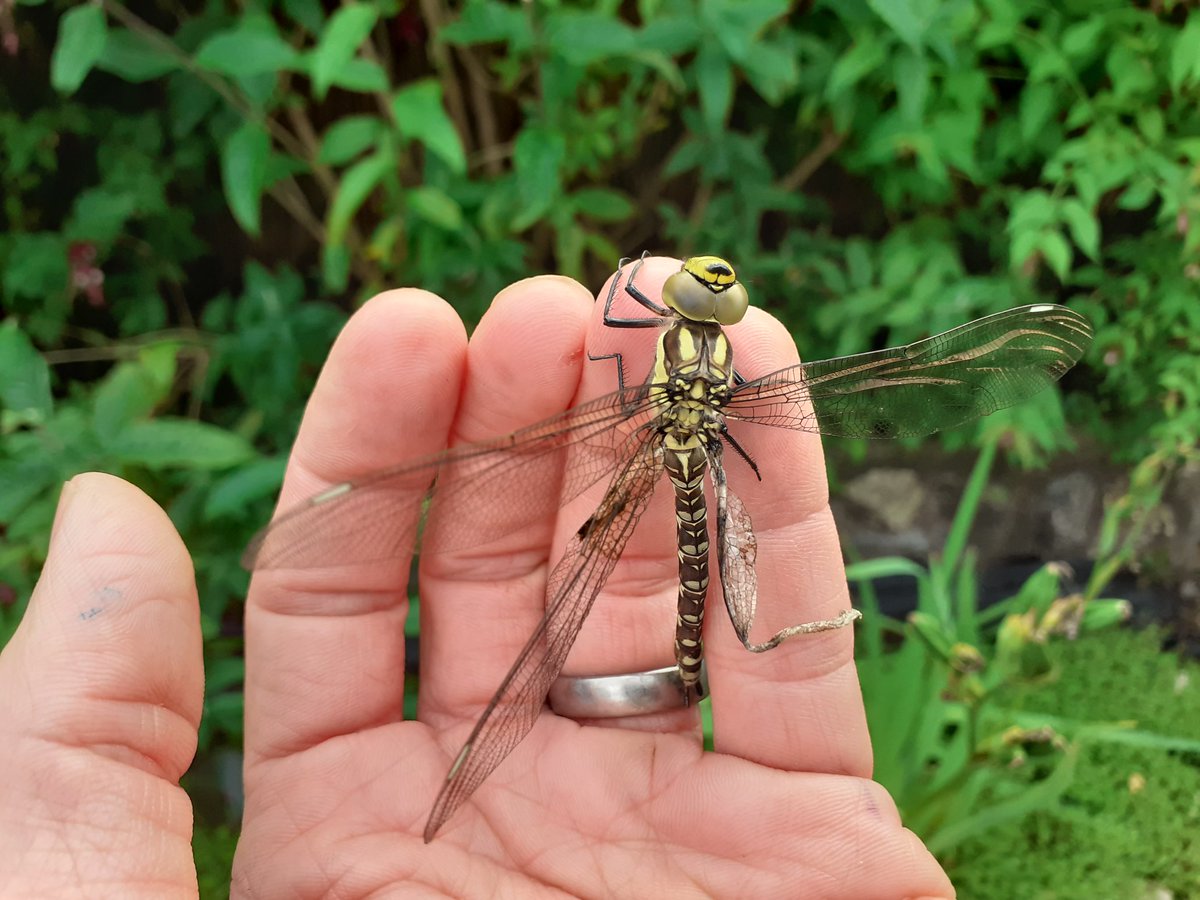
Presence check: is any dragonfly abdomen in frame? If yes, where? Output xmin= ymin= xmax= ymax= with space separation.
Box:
xmin=664 ymin=437 xmax=710 ymax=701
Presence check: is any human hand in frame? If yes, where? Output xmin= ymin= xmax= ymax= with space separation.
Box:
xmin=0 ymin=259 xmax=954 ymax=898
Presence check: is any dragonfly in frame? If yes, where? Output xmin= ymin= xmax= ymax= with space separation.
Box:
xmin=243 ymin=254 xmax=1093 ymax=842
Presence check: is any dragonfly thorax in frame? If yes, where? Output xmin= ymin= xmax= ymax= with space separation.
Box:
xmin=650 ymin=319 xmax=735 ymax=448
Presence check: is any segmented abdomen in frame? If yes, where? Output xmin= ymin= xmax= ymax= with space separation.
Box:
xmin=664 ymin=442 xmax=710 ymax=700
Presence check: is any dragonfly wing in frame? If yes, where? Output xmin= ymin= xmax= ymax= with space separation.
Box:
xmin=423 ymin=436 xmax=664 ymax=842
xmin=243 ymin=383 xmax=658 ymax=571
xmin=714 ymin=442 xmax=861 ymax=651
xmin=724 ymin=304 xmax=1092 ymax=438
xmin=711 ymin=444 xmax=759 ymax=648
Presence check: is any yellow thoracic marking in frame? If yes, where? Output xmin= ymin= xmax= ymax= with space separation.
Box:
xmin=684 ymin=255 xmax=737 ymax=289
xmin=711 ymin=336 xmax=729 ymax=368
xmin=651 ymin=351 xmax=669 ymax=389
xmin=676 ymin=328 xmax=697 ymax=360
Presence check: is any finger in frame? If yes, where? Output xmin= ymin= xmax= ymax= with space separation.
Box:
xmin=559 ymin=257 xmax=686 ymax=686
xmin=419 ymin=275 xmax=594 ymax=724
xmin=0 ymin=473 xmax=202 ymax=892
xmin=244 ymin=291 xmax=466 ymax=764
xmin=707 ymin=305 xmax=871 ymax=777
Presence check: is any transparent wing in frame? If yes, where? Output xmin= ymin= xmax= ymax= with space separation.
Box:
xmin=423 ymin=437 xmax=664 ymax=842
xmin=243 ymin=382 xmax=660 ymax=571
xmin=724 ymin=304 xmax=1092 ymax=438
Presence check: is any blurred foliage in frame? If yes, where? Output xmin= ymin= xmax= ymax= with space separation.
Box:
xmin=2 ymin=0 xmax=1200 ymax=882
xmin=193 ymin=822 xmax=236 ymax=899
xmin=852 ymin=437 xmax=1155 ymax=854
xmin=946 ymin=625 xmax=1200 ymax=899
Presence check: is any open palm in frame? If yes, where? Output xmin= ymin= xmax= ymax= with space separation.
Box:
xmin=0 ymin=260 xmax=952 ymax=899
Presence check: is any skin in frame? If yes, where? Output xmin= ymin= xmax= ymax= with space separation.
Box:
xmin=0 ymin=258 xmax=955 ymax=899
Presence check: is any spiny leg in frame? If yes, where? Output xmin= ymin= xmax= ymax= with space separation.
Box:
xmin=591 ymin=253 xmax=670 ymax=395
xmin=720 ymin=425 xmax=761 ymax=482
xmin=603 ymin=251 xmax=670 ymax=327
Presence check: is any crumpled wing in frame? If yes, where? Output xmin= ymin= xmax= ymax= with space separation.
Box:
xmin=712 ymin=442 xmax=859 ymax=652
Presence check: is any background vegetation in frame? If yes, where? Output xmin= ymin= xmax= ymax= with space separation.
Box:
xmin=3 ymin=0 xmax=1199 ymax=896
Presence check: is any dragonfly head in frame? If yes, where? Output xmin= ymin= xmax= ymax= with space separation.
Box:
xmin=663 ymin=256 xmax=749 ymax=326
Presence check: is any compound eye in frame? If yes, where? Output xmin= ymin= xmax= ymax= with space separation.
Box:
xmin=713 ymin=282 xmax=749 ymax=325
xmin=663 ymin=271 xmax=716 ymax=321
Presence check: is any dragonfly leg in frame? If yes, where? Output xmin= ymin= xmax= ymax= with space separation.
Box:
xmin=588 ymin=349 xmax=630 ymax=393
xmin=623 ymin=252 xmax=672 ymax=317
xmin=593 ymin=253 xmax=671 ymax=398
xmin=601 ymin=253 xmax=670 ymax=327
xmin=720 ymin=426 xmax=762 ymax=482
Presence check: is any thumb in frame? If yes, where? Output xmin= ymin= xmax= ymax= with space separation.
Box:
xmin=0 ymin=473 xmax=204 ymax=892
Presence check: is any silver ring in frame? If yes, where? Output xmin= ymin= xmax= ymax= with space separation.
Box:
xmin=548 ymin=663 xmax=708 ymax=718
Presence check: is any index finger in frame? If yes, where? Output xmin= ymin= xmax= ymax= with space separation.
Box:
xmin=243 ymin=290 xmax=467 ymax=765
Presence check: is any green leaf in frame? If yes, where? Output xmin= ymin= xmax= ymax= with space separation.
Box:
xmin=0 ymin=322 xmax=53 ymax=423
xmin=846 ymin=556 xmax=931 ymax=583
xmin=0 ymin=455 xmax=59 ymax=522
xmin=893 ymin=46 xmax=929 ymax=124
xmin=570 ymin=187 xmax=633 ymax=222
xmin=195 ymin=28 xmax=300 ymax=76
xmin=220 ymin=122 xmax=270 ymax=236
xmin=867 ymin=0 xmax=928 ymax=49
xmin=321 ymin=242 xmax=350 ymax=291
xmin=1038 ymin=230 xmax=1072 ymax=281
xmin=65 ymin=187 xmax=137 ymax=243
xmin=406 ymin=185 xmax=463 ymax=230
xmin=1008 ymin=190 xmax=1057 ymax=233
xmin=323 ymin=57 xmax=388 ymax=93
xmin=391 ymin=80 xmax=466 ymax=174
xmin=1060 ymin=17 xmax=1106 ymax=63
xmin=701 ymin=0 xmax=788 ymax=62
xmin=544 ymin=11 xmax=635 ymax=66
xmin=92 ymin=345 xmax=178 ymax=442
xmin=51 ymin=5 xmax=108 ymax=94
xmin=1 ymin=233 xmax=68 ymax=302
xmin=826 ymin=36 xmax=887 ymax=98
xmin=1019 ymin=81 xmax=1057 ymax=143
xmin=1170 ymin=16 xmax=1200 ymax=91
xmin=441 ymin=0 xmax=533 ymax=48
xmin=1106 ymin=44 xmax=1153 ymax=101
xmin=105 ymin=419 xmax=255 ymax=469
xmin=282 ymin=0 xmax=324 ymax=33
xmin=327 ymin=150 xmax=392 ymax=246
xmin=311 ymin=4 xmax=379 ymax=99
xmin=1136 ymin=106 xmax=1164 ymax=144
xmin=695 ymin=38 xmax=732 ymax=131
xmin=1061 ymin=199 xmax=1100 ymax=260
xmin=512 ymin=125 xmax=565 ymax=230
xmin=318 ymin=115 xmax=385 ymax=165
xmin=639 ymin=16 xmax=703 ymax=55
xmin=95 ymin=28 xmax=177 ymax=81
xmin=738 ymin=39 xmax=796 ymax=102
xmin=204 ymin=457 xmax=286 ymax=519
